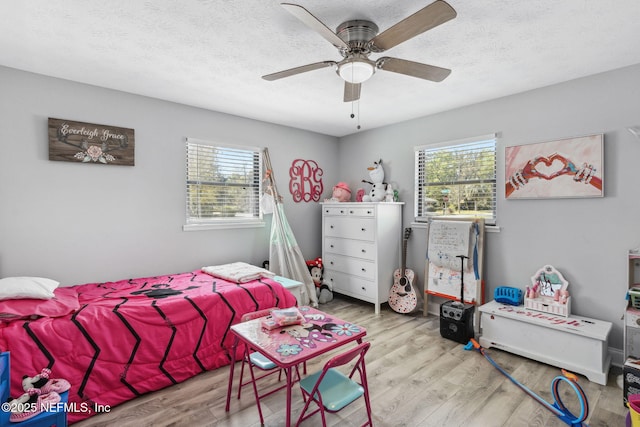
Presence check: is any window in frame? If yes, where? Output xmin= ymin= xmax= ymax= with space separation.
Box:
xmin=415 ymin=134 xmax=497 ymax=225
xmin=184 ymin=138 xmax=263 ymax=230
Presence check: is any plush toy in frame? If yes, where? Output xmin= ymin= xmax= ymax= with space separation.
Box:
xmin=356 ymin=188 xmax=365 ymax=202
xmin=306 ymin=257 xmax=322 ymax=287
xmin=384 ymin=184 xmax=394 ymax=202
xmin=306 ymin=257 xmax=333 ymax=304
xmin=22 ymin=368 xmax=71 ymax=394
xmin=325 ymin=182 xmax=351 ymax=202
xmin=362 ymin=159 xmax=387 ymax=202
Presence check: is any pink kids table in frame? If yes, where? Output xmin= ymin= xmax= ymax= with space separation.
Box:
xmin=225 ymin=306 xmax=367 ymax=427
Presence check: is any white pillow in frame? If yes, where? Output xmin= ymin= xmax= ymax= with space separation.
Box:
xmin=0 ymin=277 xmax=60 ymax=300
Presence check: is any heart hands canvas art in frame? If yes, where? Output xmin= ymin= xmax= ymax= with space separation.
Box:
xmin=505 ymin=134 xmax=603 ymax=199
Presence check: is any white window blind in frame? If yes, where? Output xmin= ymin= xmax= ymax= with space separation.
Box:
xmin=185 ymin=138 xmax=263 ymax=229
xmin=415 ymin=134 xmax=497 ymax=225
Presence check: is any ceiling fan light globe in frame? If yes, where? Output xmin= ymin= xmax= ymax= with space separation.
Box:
xmin=338 ymin=60 xmax=374 ymax=84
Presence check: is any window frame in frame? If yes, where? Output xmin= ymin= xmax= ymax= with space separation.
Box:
xmin=414 ymin=133 xmax=497 ymax=226
xmin=183 ymin=137 xmax=265 ymax=231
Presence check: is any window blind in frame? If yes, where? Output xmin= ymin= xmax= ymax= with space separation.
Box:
xmin=186 ymin=138 xmax=262 ymax=225
xmin=414 ymin=134 xmax=497 ymax=224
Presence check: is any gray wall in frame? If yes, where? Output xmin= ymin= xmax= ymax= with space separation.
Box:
xmin=337 ymin=63 xmax=640 ymax=354
xmin=0 ymin=66 xmax=338 ymax=285
xmin=2 ymin=63 xmax=639 ymax=355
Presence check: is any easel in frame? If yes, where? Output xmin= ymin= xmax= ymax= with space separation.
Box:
xmin=423 ymin=218 xmax=485 ymax=329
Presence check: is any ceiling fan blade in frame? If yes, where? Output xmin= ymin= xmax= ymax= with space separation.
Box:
xmin=280 ymin=3 xmax=350 ymax=50
xmin=344 ymin=82 xmax=361 ymax=102
xmin=368 ymin=0 xmax=456 ymax=52
xmin=262 ymin=61 xmax=337 ymax=81
xmin=376 ymin=57 xmax=451 ymax=82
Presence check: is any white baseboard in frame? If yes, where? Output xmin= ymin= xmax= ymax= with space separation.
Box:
xmin=609 ymin=346 xmax=624 ymax=368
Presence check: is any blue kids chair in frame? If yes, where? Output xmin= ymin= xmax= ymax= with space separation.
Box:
xmin=296 ymin=341 xmax=373 ymax=427
xmin=1 ymin=352 xmax=68 ymax=427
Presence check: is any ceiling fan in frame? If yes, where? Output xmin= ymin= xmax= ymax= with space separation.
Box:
xmin=263 ymin=1 xmax=457 ymax=102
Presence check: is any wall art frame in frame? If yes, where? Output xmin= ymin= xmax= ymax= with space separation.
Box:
xmin=48 ymin=118 xmax=135 ymax=166
xmin=505 ymin=133 xmax=603 ymax=199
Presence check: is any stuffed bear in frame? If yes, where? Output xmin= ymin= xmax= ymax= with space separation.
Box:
xmin=324 ymin=182 xmax=351 ymax=202
xmin=362 ymin=159 xmax=387 ymax=202
xmin=306 ymin=257 xmax=333 ymax=304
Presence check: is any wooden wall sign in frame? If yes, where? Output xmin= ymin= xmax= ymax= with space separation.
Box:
xmin=48 ymin=118 xmax=135 ymax=166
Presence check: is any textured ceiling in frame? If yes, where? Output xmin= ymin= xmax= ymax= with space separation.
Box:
xmin=2 ymin=1 xmax=640 ymax=137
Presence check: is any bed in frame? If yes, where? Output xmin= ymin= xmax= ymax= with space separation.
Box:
xmin=0 ymin=268 xmax=297 ymax=424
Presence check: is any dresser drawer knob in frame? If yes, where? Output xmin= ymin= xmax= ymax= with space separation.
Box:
xmin=349 ymin=210 xmax=354 ymax=214
xmin=330 ymin=225 xmax=334 ymax=229
xmin=330 ymin=261 xmax=334 ymax=265
xmin=361 ymin=286 xmax=366 ymax=291
xmin=361 ymin=268 xmax=366 ymax=272
xmin=361 ymin=249 xmax=366 ymax=253
xmin=340 ymin=210 xmax=344 ymax=214
xmin=367 ymin=210 xmax=372 ymax=214
xmin=330 ymin=244 xmax=334 ymax=248
xmin=361 ymin=228 xmax=366 ymax=231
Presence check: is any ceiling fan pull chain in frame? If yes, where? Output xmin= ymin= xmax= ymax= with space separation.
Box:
xmin=349 ymin=97 xmax=361 ymax=130
xmin=350 ymin=86 xmax=356 ymax=119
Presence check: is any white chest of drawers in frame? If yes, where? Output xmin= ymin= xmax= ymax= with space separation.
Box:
xmin=321 ymin=202 xmax=403 ymax=314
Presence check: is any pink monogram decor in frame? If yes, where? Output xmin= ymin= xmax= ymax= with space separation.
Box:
xmin=289 ymin=159 xmax=324 ymax=202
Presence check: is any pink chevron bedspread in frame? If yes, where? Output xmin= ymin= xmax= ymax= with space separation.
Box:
xmin=0 ymin=270 xmax=297 ymax=424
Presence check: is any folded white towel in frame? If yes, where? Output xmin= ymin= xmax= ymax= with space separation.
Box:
xmin=202 ymin=262 xmax=275 ymax=283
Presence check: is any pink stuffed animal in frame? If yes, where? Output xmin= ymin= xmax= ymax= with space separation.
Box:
xmin=325 ymin=182 xmax=351 ymax=202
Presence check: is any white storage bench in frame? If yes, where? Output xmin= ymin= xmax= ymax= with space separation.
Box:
xmin=479 ymin=300 xmax=612 ymax=385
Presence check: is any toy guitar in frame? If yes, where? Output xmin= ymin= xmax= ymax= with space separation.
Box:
xmin=389 ymin=228 xmax=421 ymax=314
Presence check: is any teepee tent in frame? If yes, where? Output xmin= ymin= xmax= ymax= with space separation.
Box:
xmin=263 ymin=149 xmax=318 ymax=307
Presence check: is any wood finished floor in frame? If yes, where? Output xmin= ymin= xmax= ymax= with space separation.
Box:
xmin=74 ymin=295 xmax=627 ymax=427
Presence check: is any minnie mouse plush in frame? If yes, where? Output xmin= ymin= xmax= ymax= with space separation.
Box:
xmin=306 ymin=257 xmax=333 ymax=304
